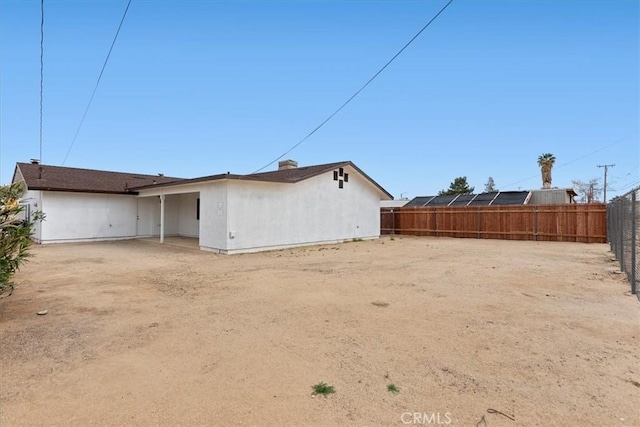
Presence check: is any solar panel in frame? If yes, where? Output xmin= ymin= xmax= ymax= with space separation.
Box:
xmin=406 ymin=191 xmax=531 ymax=207
xmin=467 ymin=192 xmax=498 ymax=205
xmin=405 ymin=196 xmax=434 ymax=207
xmin=449 ymin=194 xmax=476 ymax=206
xmin=427 ymin=195 xmax=459 ymax=206
xmin=491 ymin=191 xmax=530 ymax=205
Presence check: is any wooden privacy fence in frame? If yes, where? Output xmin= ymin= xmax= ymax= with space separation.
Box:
xmin=381 ymin=204 xmax=607 ymax=243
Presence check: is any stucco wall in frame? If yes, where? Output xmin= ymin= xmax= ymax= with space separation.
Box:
xmin=224 ymin=165 xmax=381 ymax=253
xmin=40 ymin=192 xmax=138 ymax=243
xmin=177 ymin=193 xmax=199 ymax=238
xmin=198 ymin=183 xmax=228 ymax=251
xmin=164 ymin=195 xmax=180 ymax=236
xmin=136 ymin=194 xmax=199 ymax=237
xmin=12 ymin=168 xmax=42 ymax=242
xmin=23 ymin=189 xmax=43 ymax=243
xmin=136 ymin=197 xmax=159 ymax=237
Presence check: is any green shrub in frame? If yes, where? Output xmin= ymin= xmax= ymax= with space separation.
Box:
xmin=0 ymin=182 xmax=43 ymax=297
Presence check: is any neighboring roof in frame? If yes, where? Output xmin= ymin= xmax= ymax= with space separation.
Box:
xmin=406 ymin=191 xmax=532 ymax=207
xmin=530 ymin=188 xmax=578 ymax=196
xmin=13 ymin=160 xmax=393 ymax=199
xmin=14 ymin=163 xmax=183 ymax=195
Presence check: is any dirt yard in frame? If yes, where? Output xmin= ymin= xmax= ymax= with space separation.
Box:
xmin=1 ymin=236 xmax=638 ymax=426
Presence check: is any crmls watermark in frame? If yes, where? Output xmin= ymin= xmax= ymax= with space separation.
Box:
xmin=400 ymin=412 xmax=453 ymax=425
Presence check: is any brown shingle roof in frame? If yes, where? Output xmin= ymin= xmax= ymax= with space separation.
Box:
xmin=246 ymin=161 xmax=392 ymax=198
xmin=15 ymin=163 xmax=183 ymax=195
xmin=131 ymin=160 xmax=392 ymax=199
xmin=14 ymin=160 xmax=393 ymax=199
xmin=244 ymin=161 xmax=348 ymax=183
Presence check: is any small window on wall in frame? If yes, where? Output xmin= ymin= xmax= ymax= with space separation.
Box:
xmin=196 ymin=198 xmax=200 ymax=220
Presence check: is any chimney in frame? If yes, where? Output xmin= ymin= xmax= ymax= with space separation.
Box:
xmin=278 ymin=159 xmax=298 ymax=170
xmin=30 ymin=159 xmax=40 ymax=165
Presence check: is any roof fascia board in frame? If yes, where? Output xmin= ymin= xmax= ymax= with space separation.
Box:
xmin=12 ymin=165 xmax=24 ymax=185
xmin=21 ymin=187 xmax=138 ymax=196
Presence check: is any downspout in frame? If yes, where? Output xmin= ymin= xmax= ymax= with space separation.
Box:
xmin=160 ymin=191 xmax=165 ymax=244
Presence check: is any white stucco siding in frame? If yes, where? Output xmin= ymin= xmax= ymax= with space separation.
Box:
xmin=24 ymin=189 xmax=43 ymax=243
xmin=225 ymin=167 xmax=381 ymax=253
xmin=163 ymin=195 xmax=180 ymax=236
xmin=136 ymin=194 xmax=194 ymax=237
xmin=177 ymin=193 xmax=199 ymax=237
xmin=40 ymin=192 xmax=138 ymax=243
xmin=12 ymin=167 xmax=43 ymax=242
xmin=136 ymin=197 xmax=159 ymax=236
xmin=198 ymin=182 xmax=228 ymax=252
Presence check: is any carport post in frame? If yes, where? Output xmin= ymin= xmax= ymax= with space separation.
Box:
xmin=160 ymin=194 xmax=165 ymax=244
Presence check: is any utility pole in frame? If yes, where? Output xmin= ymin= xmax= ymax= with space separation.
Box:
xmin=597 ymin=164 xmax=615 ymax=203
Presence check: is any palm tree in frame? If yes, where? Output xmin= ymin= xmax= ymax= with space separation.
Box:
xmin=537 ymin=153 xmax=556 ymax=189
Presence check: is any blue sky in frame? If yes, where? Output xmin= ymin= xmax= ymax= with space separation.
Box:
xmin=1 ymin=0 xmax=638 ymax=200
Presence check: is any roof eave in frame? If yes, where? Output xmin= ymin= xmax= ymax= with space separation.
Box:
xmin=129 ymin=174 xmax=240 ymax=190
xmin=25 ymin=187 xmax=139 ymax=195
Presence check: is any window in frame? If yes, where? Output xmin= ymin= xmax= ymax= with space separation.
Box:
xmin=196 ymin=198 xmax=200 ymax=220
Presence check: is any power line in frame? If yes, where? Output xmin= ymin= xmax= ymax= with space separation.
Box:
xmin=251 ymin=0 xmax=454 ymax=174
xmin=39 ymin=0 xmax=44 ymax=163
xmin=62 ymin=0 xmax=133 ymax=165
xmin=615 ymin=178 xmax=640 ymax=192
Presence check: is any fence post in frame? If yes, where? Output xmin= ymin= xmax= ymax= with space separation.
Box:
xmin=477 ymin=208 xmax=481 ymax=239
xmin=533 ymin=206 xmax=538 ymax=241
xmin=631 ymin=191 xmax=637 ymax=295
xmin=615 ymin=202 xmax=621 ymax=259
xmin=620 ymin=199 xmax=625 ymax=272
xmin=391 ymin=209 xmax=396 ymax=236
xmin=606 ymin=204 xmax=611 ymax=245
xmin=434 ymin=209 xmax=438 ymax=237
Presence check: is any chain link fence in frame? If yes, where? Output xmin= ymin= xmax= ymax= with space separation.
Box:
xmin=607 ymin=187 xmax=639 ymax=297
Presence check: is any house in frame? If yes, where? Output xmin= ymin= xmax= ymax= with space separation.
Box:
xmin=380 ymin=199 xmax=410 ymax=209
xmin=13 ymin=159 xmax=392 ymax=254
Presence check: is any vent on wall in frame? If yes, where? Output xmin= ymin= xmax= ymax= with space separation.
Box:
xmin=333 ymin=168 xmax=349 ymax=189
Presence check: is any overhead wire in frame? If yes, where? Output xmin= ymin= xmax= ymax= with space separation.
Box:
xmin=39 ymin=0 xmax=44 ymax=163
xmin=61 ymin=0 xmax=133 ymax=165
xmin=615 ymin=178 xmax=640 ymax=192
xmin=251 ymin=0 xmax=454 ymax=174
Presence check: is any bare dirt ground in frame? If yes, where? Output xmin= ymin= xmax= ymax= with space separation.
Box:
xmin=1 ymin=236 xmax=638 ymax=426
